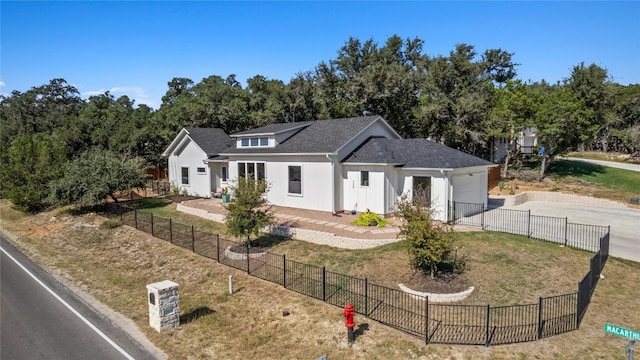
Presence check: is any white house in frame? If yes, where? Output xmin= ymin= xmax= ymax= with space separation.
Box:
xmin=489 ymin=127 xmax=539 ymax=163
xmin=163 ymin=116 xmax=496 ymax=221
xmin=162 ymin=127 xmax=234 ymax=198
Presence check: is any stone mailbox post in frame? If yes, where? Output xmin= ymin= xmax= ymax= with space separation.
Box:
xmin=147 ymin=280 xmax=180 ymax=332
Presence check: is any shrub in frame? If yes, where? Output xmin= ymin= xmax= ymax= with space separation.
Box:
xmin=101 ymin=219 xmax=121 ymax=229
xmin=498 ymin=181 xmax=505 ymax=190
xmin=351 ymin=210 xmax=389 ymax=227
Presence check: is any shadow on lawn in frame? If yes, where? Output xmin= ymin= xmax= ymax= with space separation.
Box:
xmin=547 ymin=159 xmax=606 ymax=178
xmin=180 ymin=306 xmax=215 ymax=325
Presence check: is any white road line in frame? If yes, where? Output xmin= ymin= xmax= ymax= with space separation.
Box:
xmin=0 ymin=246 xmax=136 ymax=360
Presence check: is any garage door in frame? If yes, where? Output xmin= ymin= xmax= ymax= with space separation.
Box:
xmin=452 ymin=173 xmax=484 ymax=205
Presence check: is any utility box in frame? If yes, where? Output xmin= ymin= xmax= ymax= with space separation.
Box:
xmin=147 ymin=280 xmax=180 ymax=332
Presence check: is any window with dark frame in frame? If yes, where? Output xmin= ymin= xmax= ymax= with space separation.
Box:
xmin=361 ymin=171 xmax=369 ymax=186
xmin=288 ymin=166 xmax=301 ymax=194
xmin=221 ymin=166 xmax=228 ymax=182
xmin=197 ymin=167 xmax=206 ymax=174
xmin=181 ymin=167 xmax=189 ymax=185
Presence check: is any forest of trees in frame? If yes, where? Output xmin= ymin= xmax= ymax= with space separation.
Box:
xmin=2 ymin=35 xmax=639 ymax=212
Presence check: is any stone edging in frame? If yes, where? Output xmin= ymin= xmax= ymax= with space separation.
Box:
xmin=223 ymin=246 xmax=267 ymax=260
xmin=491 ymin=191 xmax=627 ymax=208
xmin=398 ymin=283 xmax=475 ymax=303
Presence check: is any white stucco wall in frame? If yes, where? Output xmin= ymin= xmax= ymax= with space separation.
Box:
xmin=166 ymin=139 xmax=211 ymax=197
xmin=228 ymin=155 xmax=334 ymax=212
xmin=397 ymin=170 xmax=449 ymax=221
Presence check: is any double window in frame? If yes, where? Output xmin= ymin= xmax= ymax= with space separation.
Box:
xmin=181 ymin=167 xmax=189 ymax=185
xmin=288 ymin=166 xmax=301 ymax=194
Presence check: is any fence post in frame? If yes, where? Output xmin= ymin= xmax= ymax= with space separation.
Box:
xmin=151 ymin=213 xmax=154 ymax=237
xmin=283 ymin=254 xmax=287 ymax=288
xmin=134 ymin=209 xmax=138 ymax=229
xmin=564 ymin=217 xmax=568 ymax=247
xmin=169 ymin=219 xmax=173 ymax=244
xmin=247 ymin=242 xmax=250 ymax=274
xmin=364 ymin=278 xmax=368 ymax=316
xmin=322 ymin=267 xmax=326 ymax=302
xmin=119 ymin=205 xmax=123 ymax=221
xmin=425 ymin=296 xmax=429 ymax=344
xmin=216 ymin=234 xmax=220 ymax=262
xmin=527 ymin=210 xmax=531 ymax=237
xmin=485 ymin=304 xmax=490 ymax=346
xmin=191 ymin=225 xmax=195 ymax=252
xmin=481 ymin=205 xmax=485 ymax=230
xmin=537 ymin=297 xmax=543 ymax=339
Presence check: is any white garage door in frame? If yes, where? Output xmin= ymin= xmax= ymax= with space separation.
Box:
xmin=452 ymin=173 xmax=484 ymax=205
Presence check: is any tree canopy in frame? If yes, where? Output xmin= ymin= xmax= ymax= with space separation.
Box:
xmin=1 ymin=35 xmax=638 ymax=211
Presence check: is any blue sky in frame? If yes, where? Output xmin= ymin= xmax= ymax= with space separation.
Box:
xmin=2 ymin=1 xmax=639 ymax=109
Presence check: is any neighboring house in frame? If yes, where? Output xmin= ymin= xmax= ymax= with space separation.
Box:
xmin=489 ymin=127 xmax=538 ymax=163
xmin=162 ymin=127 xmax=234 ymax=198
xmin=163 ymin=116 xmax=496 ymax=221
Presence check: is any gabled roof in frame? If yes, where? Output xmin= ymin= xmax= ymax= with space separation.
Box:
xmin=342 ymin=138 xmax=496 ymax=169
xmin=224 ymin=115 xmax=399 ymax=154
xmin=162 ymin=127 xmax=234 ymax=157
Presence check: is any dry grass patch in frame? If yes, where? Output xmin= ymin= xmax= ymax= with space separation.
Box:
xmin=2 ymin=199 xmax=639 ymax=359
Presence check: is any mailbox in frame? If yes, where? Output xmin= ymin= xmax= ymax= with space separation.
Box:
xmin=146 ymin=280 xmax=179 ymax=331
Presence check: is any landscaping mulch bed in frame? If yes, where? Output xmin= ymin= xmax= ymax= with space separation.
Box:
xmin=402 ymin=271 xmax=470 ymax=294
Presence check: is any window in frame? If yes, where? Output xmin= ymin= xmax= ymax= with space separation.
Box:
xmin=197 ymin=167 xmax=206 ymax=174
xmin=361 ymin=171 xmax=369 ymax=186
xmin=239 ymin=137 xmax=270 ymax=148
xmin=256 ymin=163 xmax=265 ymax=181
xmin=238 ymin=162 xmax=266 ymax=181
xmin=413 ymin=176 xmax=431 ymax=205
xmin=181 ymin=167 xmax=189 ymax=185
xmin=221 ymin=166 xmax=228 ymax=182
xmin=288 ymin=166 xmax=301 ymax=194
xmin=247 ymin=162 xmax=255 ymax=178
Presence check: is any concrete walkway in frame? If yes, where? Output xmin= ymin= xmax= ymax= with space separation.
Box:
xmin=565 ymin=157 xmax=640 ymax=172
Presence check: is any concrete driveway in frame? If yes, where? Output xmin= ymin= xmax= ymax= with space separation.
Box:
xmin=503 ymin=201 xmax=640 ymax=262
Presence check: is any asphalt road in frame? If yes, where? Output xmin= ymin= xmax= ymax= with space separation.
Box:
xmin=503 ymin=201 xmax=640 ymax=263
xmin=1 ymin=237 xmax=159 ymax=360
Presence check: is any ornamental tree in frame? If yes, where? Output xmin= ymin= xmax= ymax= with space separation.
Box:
xmin=224 ymin=177 xmax=274 ymax=246
xmin=396 ymin=191 xmax=457 ymax=278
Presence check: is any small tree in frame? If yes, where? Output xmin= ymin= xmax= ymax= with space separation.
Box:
xmin=224 ymin=177 xmax=274 ymax=246
xmin=396 ymin=192 xmax=456 ymax=278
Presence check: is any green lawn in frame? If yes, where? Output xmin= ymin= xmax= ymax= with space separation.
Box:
xmin=548 ymin=159 xmax=640 ymax=194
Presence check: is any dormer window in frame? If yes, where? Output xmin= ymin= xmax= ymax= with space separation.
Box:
xmin=239 ymin=136 xmax=270 ymax=147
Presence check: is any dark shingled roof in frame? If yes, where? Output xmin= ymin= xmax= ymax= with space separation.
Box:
xmin=184 ymin=127 xmax=234 ymax=157
xmin=224 ymin=116 xmax=384 ymax=154
xmin=342 ymin=138 xmax=495 ymax=169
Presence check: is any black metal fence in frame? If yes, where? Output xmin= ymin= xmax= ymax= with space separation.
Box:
xmin=102 ymin=202 xmax=608 ymax=346
xmin=448 ymin=201 xmax=609 ymax=252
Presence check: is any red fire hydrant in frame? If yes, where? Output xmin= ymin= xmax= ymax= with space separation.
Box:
xmin=343 ymin=304 xmax=355 ymax=342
